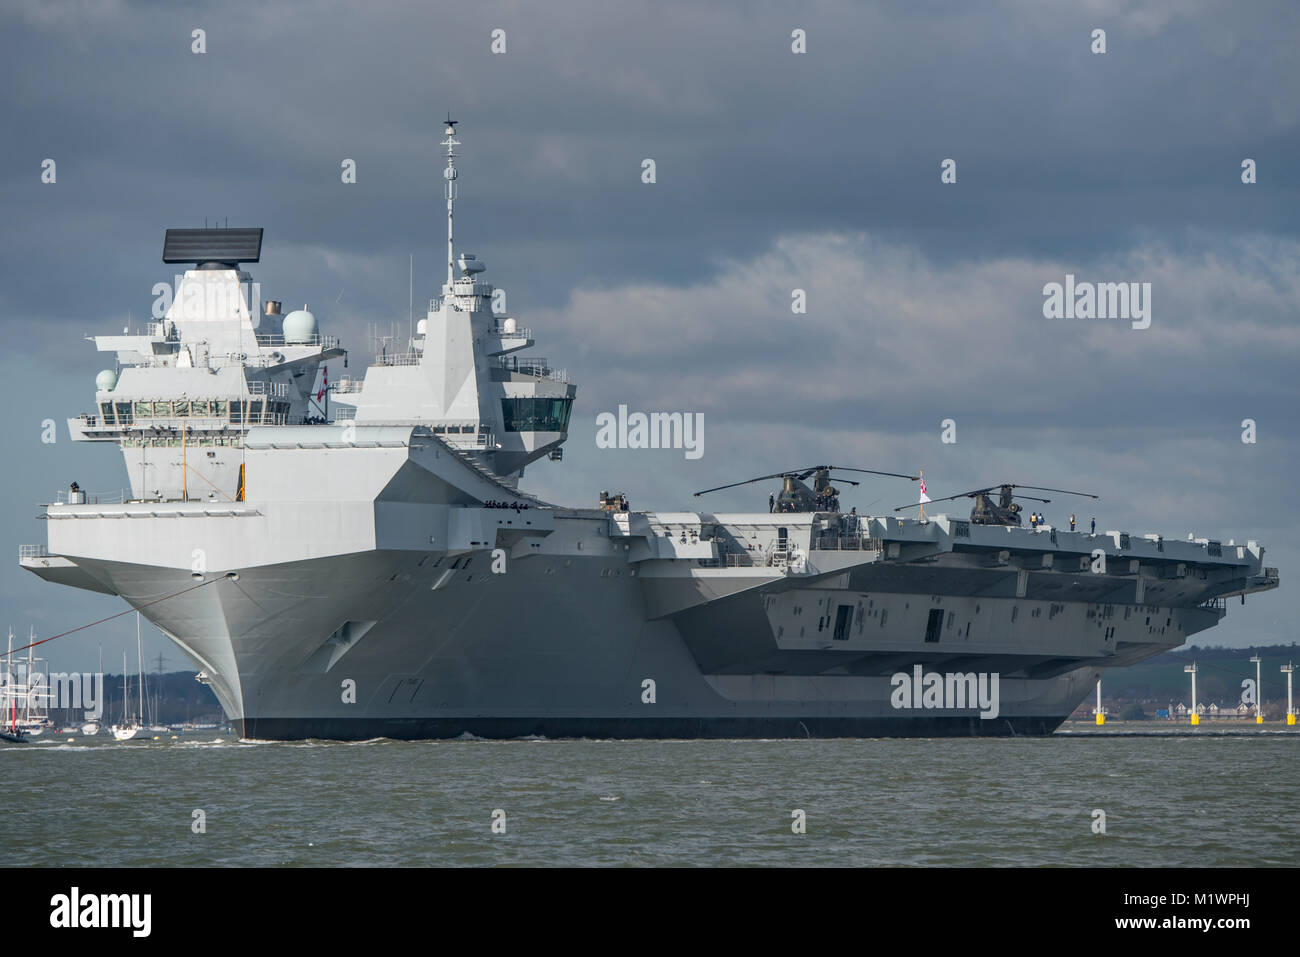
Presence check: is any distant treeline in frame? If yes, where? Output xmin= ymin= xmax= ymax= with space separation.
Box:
xmin=46 ymin=671 xmax=223 ymax=725
xmin=1102 ymin=643 xmax=1300 ymax=706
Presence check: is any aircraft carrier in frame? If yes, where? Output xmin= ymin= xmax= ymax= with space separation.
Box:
xmin=19 ymin=119 xmax=1279 ymax=739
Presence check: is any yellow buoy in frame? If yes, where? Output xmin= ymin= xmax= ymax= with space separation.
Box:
xmin=1288 ymin=713 xmax=1296 ymax=726
xmin=1190 ymin=712 xmax=1200 ymax=726
xmin=1095 ymin=713 xmax=1105 ymax=726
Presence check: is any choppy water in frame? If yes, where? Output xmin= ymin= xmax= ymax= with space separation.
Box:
xmin=4 ymin=731 xmax=1297 ymax=866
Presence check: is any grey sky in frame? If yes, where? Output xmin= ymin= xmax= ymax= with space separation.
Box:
xmin=1 ymin=0 xmax=1295 ymax=669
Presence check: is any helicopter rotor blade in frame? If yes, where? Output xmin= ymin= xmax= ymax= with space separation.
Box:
xmin=892 ymin=485 xmax=1011 ymax=511
xmin=822 ymin=466 xmax=920 ymax=481
xmin=893 ymin=490 xmax=973 ymax=511
xmin=693 ymin=472 xmax=792 ymax=496
xmin=697 ymin=465 xmax=925 ymax=498
xmin=1010 ymin=485 xmax=1100 ymax=499
xmin=891 ymin=482 xmax=1097 ymax=512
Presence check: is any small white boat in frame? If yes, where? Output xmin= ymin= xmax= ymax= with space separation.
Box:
xmin=111 ymin=633 xmax=146 ymax=742
xmin=81 ymin=721 xmax=101 ymax=736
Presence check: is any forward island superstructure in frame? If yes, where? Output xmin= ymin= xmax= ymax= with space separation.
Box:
xmin=20 ymin=120 xmax=1279 ymax=738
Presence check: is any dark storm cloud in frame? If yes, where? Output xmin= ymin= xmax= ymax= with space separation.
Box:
xmin=3 ymin=0 xmax=1297 ymax=310
xmin=0 ymin=0 xmax=1295 ymax=664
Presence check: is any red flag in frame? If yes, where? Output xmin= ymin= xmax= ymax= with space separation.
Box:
xmin=316 ymin=366 xmax=328 ymax=403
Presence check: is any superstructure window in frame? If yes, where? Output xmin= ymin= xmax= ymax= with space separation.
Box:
xmin=833 ymin=605 xmax=852 ymax=641
xmin=500 ymin=397 xmax=573 ymax=433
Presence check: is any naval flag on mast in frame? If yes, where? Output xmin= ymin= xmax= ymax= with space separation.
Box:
xmin=919 ymin=475 xmax=931 ymax=504
xmin=317 ymin=365 xmax=328 ymax=403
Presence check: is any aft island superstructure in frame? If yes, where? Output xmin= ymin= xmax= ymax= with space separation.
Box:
xmin=20 ymin=120 xmax=1279 ymax=739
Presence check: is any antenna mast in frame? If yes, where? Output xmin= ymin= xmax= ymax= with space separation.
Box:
xmin=442 ymin=114 xmax=460 ymax=288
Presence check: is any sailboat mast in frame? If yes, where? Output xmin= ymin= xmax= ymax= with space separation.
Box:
xmin=6 ymin=629 xmax=13 ymax=732
xmin=25 ymin=632 xmax=34 ymax=723
xmin=136 ymin=612 xmax=143 ymax=725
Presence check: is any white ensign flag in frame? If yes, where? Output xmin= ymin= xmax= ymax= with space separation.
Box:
xmin=919 ymin=477 xmax=931 ymax=504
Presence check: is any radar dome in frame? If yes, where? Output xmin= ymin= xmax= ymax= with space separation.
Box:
xmin=502 ymin=317 xmax=517 ymax=334
xmin=282 ymin=305 xmax=317 ymax=344
xmin=416 ymin=318 xmax=428 ymax=336
xmin=95 ymin=369 xmax=118 ymax=392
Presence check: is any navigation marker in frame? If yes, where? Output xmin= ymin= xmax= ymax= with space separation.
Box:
xmin=1250 ymin=654 xmax=1263 ymax=724
xmin=1282 ymin=662 xmax=1295 ymax=726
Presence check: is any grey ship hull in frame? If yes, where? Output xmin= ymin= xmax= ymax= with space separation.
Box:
xmin=25 ymin=426 xmax=1278 ymax=741
xmin=49 ymin=551 xmax=1092 ymax=740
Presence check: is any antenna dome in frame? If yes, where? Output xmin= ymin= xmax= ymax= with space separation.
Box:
xmin=95 ymin=369 xmax=119 ymax=392
xmin=282 ymin=308 xmax=318 ymax=344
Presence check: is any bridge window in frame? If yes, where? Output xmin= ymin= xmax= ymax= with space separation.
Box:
xmin=501 ymin=397 xmax=573 ymax=433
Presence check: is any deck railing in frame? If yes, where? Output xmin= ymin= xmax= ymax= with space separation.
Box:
xmin=810 ymin=535 xmax=883 ymax=551
xmin=373 ymin=352 xmax=422 ymax=367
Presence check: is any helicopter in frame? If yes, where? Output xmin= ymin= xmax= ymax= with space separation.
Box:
xmin=695 ymin=465 xmax=919 ymax=514
xmin=893 ymin=483 xmax=1098 ymax=527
